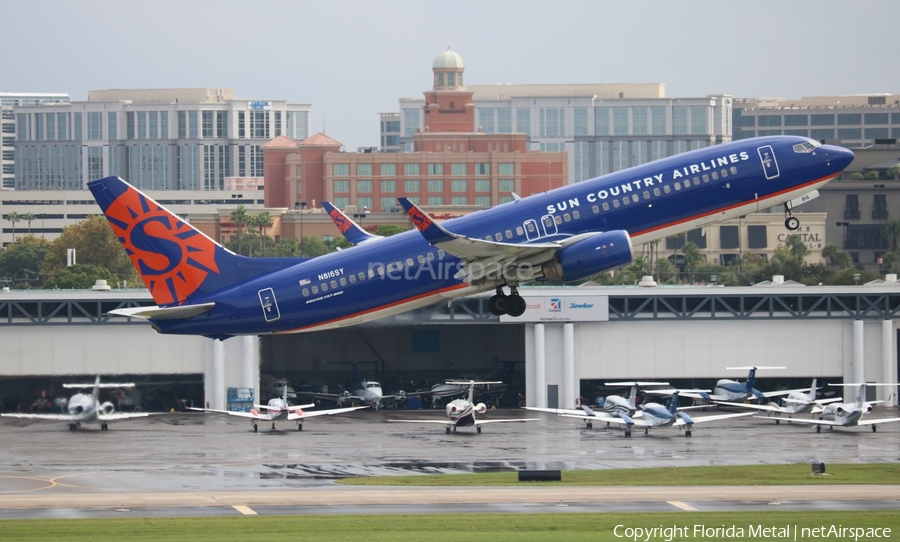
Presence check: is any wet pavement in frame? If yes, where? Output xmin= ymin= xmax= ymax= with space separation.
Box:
xmin=1 ymin=407 xmax=899 ymax=516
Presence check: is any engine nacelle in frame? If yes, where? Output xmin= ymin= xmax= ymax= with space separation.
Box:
xmin=475 ymin=403 xmax=487 ymax=414
xmin=100 ymin=401 xmax=116 ymax=415
xmin=541 ymin=230 xmax=634 ymax=282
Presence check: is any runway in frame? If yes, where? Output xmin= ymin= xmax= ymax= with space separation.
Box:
xmin=1 ymin=407 xmax=899 ymax=518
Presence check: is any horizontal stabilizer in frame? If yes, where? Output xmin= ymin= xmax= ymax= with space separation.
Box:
xmin=63 ymin=382 xmax=135 ymax=389
xmin=108 ymin=302 xmax=216 ymax=321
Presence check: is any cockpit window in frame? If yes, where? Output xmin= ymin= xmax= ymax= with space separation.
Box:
xmin=792 ymin=140 xmax=820 ymax=153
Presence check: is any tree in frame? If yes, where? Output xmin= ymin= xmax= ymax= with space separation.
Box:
xmin=21 ymin=212 xmax=35 ymax=235
xmin=375 ymin=224 xmax=407 ymax=236
xmin=890 ymin=164 xmax=900 ymax=181
xmin=254 ymin=211 xmax=273 ymax=255
xmin=821 ymin=243 xmax=852 ymax=270
xmin=784 ymin=234 xmax=810 ymax=262
xmin=42 ymin=264 xmax=114 ymax=290
xmin=230 ymin=205 xmax=250 ymax=255
xmin=7 ymin=211 xmax=20 ymax=242
xmin=882 ymin=218 xmax=900 ymax=251
xmin=0 ymin=236 xmax=50 ymax=288
xmin=41 ymin=215 xmax=138 ymax=284
xmin=682 ymin=242 xmax=703 ymax=285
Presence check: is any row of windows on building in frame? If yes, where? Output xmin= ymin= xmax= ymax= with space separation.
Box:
xmin=738 ymin=112 xmax=900 ymax=127
xmin=331 ymin=162 xmax=511 ymax=177
xmin=331 ymin=179 xmax=515 ymax=194
xmin=330 ymin=195 xmax=503 ymax=211
xmin=402 ymin=105 xmax=718 ymax=138
xmin=844 ymin=194 xmax=889 ymax=220
xmin=737 ymin=128 xmax=900 ymax=140
xmin=15 ymin=110 xmax=308 ymax=142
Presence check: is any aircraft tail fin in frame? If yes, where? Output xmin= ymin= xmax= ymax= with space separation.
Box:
xmin=809 ymin=378 xmax=818 ymax=401
xmin=89 ymin=176 xmax=302 ymax=306
xmin=321 ymin=201 xmax=381 ymax=245
xmin=854 ymin=384 xmax=867 ymax=410
xmin=667 ymin=391 xmax=681 ymax=415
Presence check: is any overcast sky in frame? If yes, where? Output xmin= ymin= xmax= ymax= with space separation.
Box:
xmin=3 ymin=0 xmax=897 ymax=150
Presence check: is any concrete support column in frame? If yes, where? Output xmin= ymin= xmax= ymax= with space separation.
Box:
xmin=212 ymin=339 xmax=226 ymax=411
xmin=241 ymin=335 xmax=257 ymax=397
xmin=853 ymin=320 xmax=865 ymax=385
xmin=563 ymin=323 xmax=575 ymax=409
xmin=534 ymin=323 xmax=546 ymax=408
xmin=883 ymin=320 xmax=896 ymax=407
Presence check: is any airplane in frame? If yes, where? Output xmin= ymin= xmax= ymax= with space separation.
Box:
xmin=430 ymin=360 xmax=520 ymax=405
xmin=0 ymin=376 xmax=152 ymax=431
xmin=298 ymin=362 xmax=422 ymax=411
xmin=759 ymin=383 xmax=900 ymax=433
xmin=679 ymin=366 xmax=812 ymax=404
xmin=389 ymin=381 xmax=538 ymax=434
xmin=188 ymin=382 xmax=367 ymax=432
xmin=717 ymin=378 xmax=843 ymax=423
xmin=88 ymin=136 xmax=854 ymax=339
xmin=584 ymin=390 xmax=754 ymax=438
xmin=524 ymin=381 xmax=670 ymax=428
xmin=259 ymin=376 xmax=296 ymax=400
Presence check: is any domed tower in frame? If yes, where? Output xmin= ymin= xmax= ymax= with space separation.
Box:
xmin=421 ymin=49 xmax=475 ymax=135
xmin=432 ymin=50 xmax=465 ymax=91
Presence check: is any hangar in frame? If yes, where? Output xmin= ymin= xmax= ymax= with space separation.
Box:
xmin=0 ymin=279 xmax=897 ymax=412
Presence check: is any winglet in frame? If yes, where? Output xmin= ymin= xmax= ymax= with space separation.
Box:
xmin=321 ymin=201 xmax=381 ymax=245
xmin=397 ymin=197 xmax=455 ymax=244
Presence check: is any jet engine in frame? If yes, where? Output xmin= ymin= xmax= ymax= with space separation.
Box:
xmin=475 ymin=403 xmax=487 ymax=414
xmin=541 ymin=230 xmax=633 ymax=282
xmin=100 ymin=401 xmax=116 ymax=415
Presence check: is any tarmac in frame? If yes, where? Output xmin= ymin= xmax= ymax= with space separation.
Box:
xmin=1 ymin=407 xmax=899 ymax=518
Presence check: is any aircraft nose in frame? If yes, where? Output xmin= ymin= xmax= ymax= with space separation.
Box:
xmin=825 ymin=145 xmax=854 ymax=172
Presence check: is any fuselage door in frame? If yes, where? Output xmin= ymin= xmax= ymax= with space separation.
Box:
xmin=540 ymin=215 xmax=558 ymax=237
xmin=757 ymin=145 xmax=780 ymax=180
xmin=523 ymin=219 xmax=539 ymax=241
xmin=258 ymin=288 xmax=281 ymax=322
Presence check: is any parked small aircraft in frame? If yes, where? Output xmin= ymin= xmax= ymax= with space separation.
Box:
xmin=524 ymin=381 xmax=669 ymax=428
xmin=299 ymin=362 xmax=425 ymax=411
xmin=717 ymin=378 xmax=842 ymax=423
xmin=680 ymin=367 xmax=812 ymax=404
xmin=259 ymin=376 xmax=296 ymax=400
xmin=760 ymin=383 xmax=900 ymax=433
xmin=390 ymin=381 xmax=538 ymax=434
xmin=189 ymin=384 xmax=367 ymax=432
xmin=0 ymin=376 xmax=152 ymax=431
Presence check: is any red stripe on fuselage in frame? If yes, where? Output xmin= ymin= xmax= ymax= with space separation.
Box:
xmin=631 ymin=173 xmax=835 ymax=238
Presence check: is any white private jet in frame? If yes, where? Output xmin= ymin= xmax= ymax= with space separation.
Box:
xmin=717 ymin=378 xmax=843 ymax=423
xmin=524 ymin=381 xmax=669 ymax=429
xmin=189 ymin=384 xmax=368 ymax=432
xmin=300 ymin=362 xmax=429 ymax=411
xmin=0 ymin=376 xmax=152 ymax=431
xmin=390 ymin=381 xmax=538 ymax=434
xmin=760 ymin=383 xmax=900 ymax=433
xmin=597 ymin=390 xmax=754 ymax=438
xmin=260 ymin=376 xmax=296 ymax=400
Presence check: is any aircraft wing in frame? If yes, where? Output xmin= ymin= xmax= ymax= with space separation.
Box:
xmin=388 ymin=419 xmax=457 ymax=424
xmin=674 ymin=412 xmax=755 ymax=426
xmin=98 ymin=412 xmax=153 ymax=421
xmin=524 ymin=407 xmax=611 ymax=418
xmin=858 ymin=417 xmax=900 ymax=426
xmin=601 ymin=416 xmax=651 ymax=427
xmin=474 ymin=418 xmax=539 ymax=425
xmin=321 ymin=201 xmax=382 ymax=245
xmin=256 ymin=403 xmax=315 ymax=411
xmin=759 ymin=387 xmax=813 ymax=399
xmin=187 ymin=407 xmax=272 ymax=420
xmin=288 ymin=405 xmax=369 ymax=420
xmin=397 ymin=197 xmax=562 ymax=281
xmin=0 ymin=413 xmax=82 ymax=420
xmin=762 ymin=416 xmax=844 ymax=427
xmin=108 ymin=302 xmax=216 ymax=320
xmin=715 ymin=401 xmax=773 ymax=412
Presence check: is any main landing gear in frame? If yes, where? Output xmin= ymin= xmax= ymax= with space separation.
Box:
xmin=783 ymin=203 xmax=800 ymax=231
xmin=488 ymin=286 xmax=526 ymax=317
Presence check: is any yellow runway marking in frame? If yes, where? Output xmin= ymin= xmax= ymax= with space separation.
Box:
xmin=667 ymin=500 xmax=697 ymax=511
xmin=232 ymin=505 xmax=257 ymax=515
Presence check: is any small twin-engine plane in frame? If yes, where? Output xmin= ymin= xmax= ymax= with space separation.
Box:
xmin=717 ymin=378 xmax=843 ymax=423
xmin=524 ymin=381 xmax=669 ymax=428
xmin=758 ymin=383 xmax=900 ymax=433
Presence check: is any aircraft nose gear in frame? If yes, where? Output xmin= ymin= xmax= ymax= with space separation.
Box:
xmin=488 ymin=286 xmax=526 ymax=317
xmin=783 ymin=203 xmax=800 ymax=231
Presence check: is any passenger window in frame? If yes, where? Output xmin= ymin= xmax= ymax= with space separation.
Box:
xmin=573 ymin=210 xmax=580 ymax=219
xmin=730 ymin=166 xmax=737 ymax=175
xmin=360 ymin=271 xmax=367 ymax=280
xmin=406 ymin=258 xmax=414 ymax=266
xmin=632 ymin=194 xmax=640 ymax=203
xmin=495 ymin=233 xmax=503 ymax=241
xmin=516 ymin=226 xmax=524 ymax=235
xmin=622 ymin=197 xmax=630 ymax=206
xmin=438 ymin=250 xmax=445 ymax=258
xmin=417 ymin=255 xmax=425 ymax=264
xmin=331 ymin=280 xmax=338 ymax=289
xmin=612 ymin=200 xmax=620 ymax=208
xmin=702 ymin=174 xmax=709 ymax=183
xmin=485 ymin=236 xmax=491 ymax=241
xmin=683 ymin=180 xmax=690 ymax=189
xmin=653 ymin=188 xmax=660 ymax=196
xmin=322 ymin=283 xmax=328 ymax=292
xmin=564 ymin=213 xmax=571 ymax=222
xmin=340 ymin=278 xmax=347 ymax=286
xmin=554 ymin=215 xmax=562 ymax=225
xmin=312 ymin=285 xmax=319 ymax=294
xmin=693 ymin=177 xmax=700 ymax=186
xmin=663 ymin=185 xmax=671 ymax=193
xmin=378 ymin=267 xmax=385 ymax=276
xmin=427 ymin=252 xmax=435 ymax=261
xmin=349 ymin=275 xmax=356 ymax=283
xmin=505 ymin=229 xmax=513 ymax=239
xmin=602 ymin=202 xmax=610 ymax=211
xmin=367 ymin=270 xmax=375 ymax=279
xmin=592 ymin=205 xmax=599 ymax=214
xmin=712 ymin=171 xmax=719 ymax=180
xmin=527 ymin=222 xmax=535 ymax=232
xmin=643 ymin=191 xmax=651 ymax=199
xmin=302 ymin=288 xmax=310 ymax=296
xmin=721 ymin=169 xmax=729 ymax=178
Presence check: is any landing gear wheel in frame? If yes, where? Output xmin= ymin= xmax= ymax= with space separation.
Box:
xmin=872 ymin=425 xmax=878 ymax=433
xmin=586 ymin=422 xmax=593 ymax=429
xmin=298 ymin=423 xmax=303 ymax=431
xmin=685 ymin=429 xmax=692 ymax=437
xmin=785 ymin=217 xmax=800 ymax=231
xmin=505 ymin=295 xmax=526 ymax=317
xmin=445 ymin=426 xmax=451 ymax=434
xmin=101 ymin=422 xmax=108 ymax=431
xmin=815 ymin=425 xmax=821 ymax=433
xmin=775 ymin=419 xmax=780 ymax=425
xmin=69 ymin=423 xmax=77 ymax=432
xmin=644 ymin=427 xmax=649 ymax=435
xmin=253 ymin=422 xmax=259 ymax=433
xmin=624 ymin=429 xmax=631 ymax=438
xmin=453 ymin=426 xmax=457 ymax=433
xmin=488 ymin=294 xmax=507 ymax=316
xmin=477 ymin=426 xmax=482 ymax=434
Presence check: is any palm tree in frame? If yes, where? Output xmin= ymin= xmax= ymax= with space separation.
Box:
xmin=7 ymin=211 xmax=20 ymax=242
xmin=255 ymin=211 xmax=273 ymax=255
xmin=21 ymin=212 xmax=35 ymax=235
xmin=890 ymin=164 xmax=900 ymax=181
xmin=230 ymin=205 xmax=249 ymax=255
xmin=882 ymin=218 xmax=900 ymax=251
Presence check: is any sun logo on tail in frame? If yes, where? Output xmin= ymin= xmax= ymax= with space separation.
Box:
xmin=103 ymin=189 xmax=220 ymax=305
xmin=328 ymin=208 xmax=351 ymax=233
xmin=408 ymin=207 xmax=433 ymax=233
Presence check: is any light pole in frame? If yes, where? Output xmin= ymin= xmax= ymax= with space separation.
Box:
xmin=297 ymin=201 xmax=307 ymax=256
